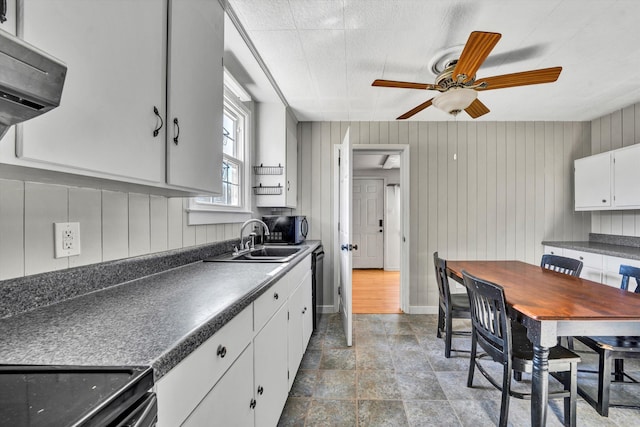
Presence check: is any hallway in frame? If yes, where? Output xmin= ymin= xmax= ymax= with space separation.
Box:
xmin=352 ymin=269 xmax=401 ymax=314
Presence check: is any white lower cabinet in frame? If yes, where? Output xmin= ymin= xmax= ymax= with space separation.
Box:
xmin=156 ymin=254 xmax=313 ymax=427
xmin=545 ymin=245 xmax=639 ymax=289
xmin=254 ymin=303 xmax=289 ymax=427
xmin=182 ymin=343 xmax=254 ymax=427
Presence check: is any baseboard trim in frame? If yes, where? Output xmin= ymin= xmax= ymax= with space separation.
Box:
xmin=407 ymin=306 xmax=438 ymax=314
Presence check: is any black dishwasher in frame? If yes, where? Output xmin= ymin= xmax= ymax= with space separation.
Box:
xmin=312 ymin=245 xmax=325 ymax=330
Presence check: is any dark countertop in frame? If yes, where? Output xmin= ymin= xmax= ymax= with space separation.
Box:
xmin=541 ymin=240 xmax=640 ymax=261
xmin=0 ymin=241 xmax=321 ymax=380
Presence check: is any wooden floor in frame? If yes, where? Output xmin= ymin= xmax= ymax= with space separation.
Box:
xmin=352 ymin=269 xmax=402 ymax=314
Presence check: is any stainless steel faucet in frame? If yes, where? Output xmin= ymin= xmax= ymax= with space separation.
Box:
xmin=238 ymin=219 xmax=271 ymax=252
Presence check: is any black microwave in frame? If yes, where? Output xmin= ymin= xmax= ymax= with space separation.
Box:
xmin=262 ymin=216 xmax=308 ymax=244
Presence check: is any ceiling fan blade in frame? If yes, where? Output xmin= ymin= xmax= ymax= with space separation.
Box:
xmin=465 ymin=98 xmax=490 ymax=119
xmin=372 ymin=79 xmax=435 ymax=90
xmin=476 ymin=67 xmax=562 ymax=90
xmin=396 ymin=98 xmax=433 ymax=120
xmin=452 ymin=31 xmax=501 ymax=82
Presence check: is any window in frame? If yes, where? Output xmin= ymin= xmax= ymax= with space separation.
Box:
xmin=188 ymin=78 xmax=252 ymax=225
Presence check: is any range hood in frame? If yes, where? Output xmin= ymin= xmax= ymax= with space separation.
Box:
xmin=0 ymin=28 xmax=66 ymax=139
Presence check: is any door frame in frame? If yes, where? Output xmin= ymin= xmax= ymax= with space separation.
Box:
xmin=352 ymin=177 xmax=386 ymax=270
xmin=333 ymin=144 xmax=410 ymax=314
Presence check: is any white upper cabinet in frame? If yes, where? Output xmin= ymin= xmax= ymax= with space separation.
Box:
xmin=613 ymin=144 xmax=640 ymax=208
xmin=255 ymin=103 xmax=297 ymax=208
xmin=575 ymin=143 xmax=640 ymax=211
xmin=3 ymin=0 xmax=223 ymax=195
xmin=166 ymin=0 xmax=223 ymax=193
xmin=574 ymin=151 xmax=612 ymax=210
xmin=19 ymin=0 xmax=166 ymax=183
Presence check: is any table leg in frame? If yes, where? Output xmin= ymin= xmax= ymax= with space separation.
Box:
xmin=531 ymin=344 xmax=550 ymax=426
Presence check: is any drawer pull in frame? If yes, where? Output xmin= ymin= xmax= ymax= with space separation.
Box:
xmin=579 ymin=256 xmax=584 ymax=260
xmin=257 ymin=385 xmax=264 ymax=395
xmin=216 ymin=344 xmax=227 ymax=358
xmin=249 ymin=398 xmax=256 ymax=409
xmin=302 ymin=307 xmax=307 ymax=314
xmin=274 ymin=292 xmax=279 ymax=300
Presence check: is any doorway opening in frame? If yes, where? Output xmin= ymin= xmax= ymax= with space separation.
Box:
xmin=351 ymin=147 xmax=408 ymax=314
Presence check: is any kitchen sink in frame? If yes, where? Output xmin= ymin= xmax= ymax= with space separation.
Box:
xmin=205 ymin=246 xmax=303 ymax=263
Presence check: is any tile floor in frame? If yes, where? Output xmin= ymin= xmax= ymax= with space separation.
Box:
xmin=277 ymin=313 xmax=640 ymax=426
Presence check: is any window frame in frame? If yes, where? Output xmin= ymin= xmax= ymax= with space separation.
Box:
xmin=187 ymin=86 xmax=253 ymax=225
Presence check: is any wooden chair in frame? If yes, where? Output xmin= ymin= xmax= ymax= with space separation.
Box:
xmin=463 ymin=270 xmax=580 ymax=427
xmin=434 ymin=252 xmax=470 ymax=358
xmin=574 ymin=264 xmax=640 ymax=416
xmin=540 ymin=254 xmax=583 ymax=277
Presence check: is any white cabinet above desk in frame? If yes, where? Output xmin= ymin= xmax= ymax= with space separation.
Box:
xmin=575 ymin=143 xmax=640 ymax=211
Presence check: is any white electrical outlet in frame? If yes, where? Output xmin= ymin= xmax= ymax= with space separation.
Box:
xmin=54 ymin=222 xmax=81 ymax=258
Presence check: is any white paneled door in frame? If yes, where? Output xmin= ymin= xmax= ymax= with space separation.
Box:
xmin=352 ymin=178 xmax=384 ymax=269
xmin=339 ymin=128 xmax=353 ymax=347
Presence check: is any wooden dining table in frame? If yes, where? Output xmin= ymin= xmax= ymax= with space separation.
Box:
xmin=446 ymin=260 xmax=640 ymax=426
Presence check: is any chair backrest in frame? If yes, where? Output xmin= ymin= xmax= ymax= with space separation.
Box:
xmin=462 ymin=270 xmax=511 ymax=364
xmin=433 ymin=252 xmax=452 ymax=309
xmin=619 ymin=264 xmax=640 ymax=293
xmin=540 ymin=254 xmax=583 ymax=277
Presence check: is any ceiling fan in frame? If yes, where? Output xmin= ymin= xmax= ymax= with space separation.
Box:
xmin=372 ymin=31 xmax=562 ymax=120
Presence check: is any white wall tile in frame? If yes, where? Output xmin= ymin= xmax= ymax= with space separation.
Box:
xmin=195 ymin=225 xmax=207 ymax=245
xmin=69 ymin=187 xmax=102 ymax=268
xmin=182 ymin=199 xmax=196 ymax=247
xmin=24 ymin=182 xmax=69 ymax=275
xmin=102 ymin=190 xmax=129 ymax=261
xmin=0 ymin=179 xmax=24 ymax=279
xmin=129 ymin=193 xmax=150 ymax=257
xmin=150 ymin=196 xmax=168 ymax=253
xmin=167 ymin=197 xmax=183 ymax=249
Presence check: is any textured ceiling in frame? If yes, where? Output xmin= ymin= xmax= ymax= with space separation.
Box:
xmin=227 ymin=0 xmax=640 ymax=122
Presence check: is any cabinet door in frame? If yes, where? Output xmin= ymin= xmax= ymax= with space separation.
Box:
xmin=301 ymin=271 xmax=313 ymax=349
xmin=166 ymin=0 xmax=223 ymax=193
xmin=254 ymin=303 xmax=289 ymax=427
xmin=574 ymin=152 xmax=612 ymax=210
xmin=20 ymin=0 xmax=166 ymax=183
xmin=287 ymin=282 xmax=304 ymax=389
xmin=613 ymin=144 xmax=640 ymax=208
xmin=285 ymin=124 xmax=298 ymax=208
xmin=182 ymin=344 xmax=254 ymax=427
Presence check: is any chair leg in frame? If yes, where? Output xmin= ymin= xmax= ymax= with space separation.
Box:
xmin=561 ymin=362 xmax=577 ymax=427
xmin=567 ymin=337 xmax=574 ymax=350
xmin=444 ymin=308 xmax=453 ymax=358
xmin=467 ymin=333 xmax=477 ymax=388
xmin=514 ymin=371 xmax=522 ymax=382
xmin=614 ymin=358 xmax=624 ymax=382
xmin=597 ymin=349 xmax=612 ymax=417
xmin=436 ymin=306 xmax=444 ymax=338
xmin=499 ymin=363 xmax=512 ymax=427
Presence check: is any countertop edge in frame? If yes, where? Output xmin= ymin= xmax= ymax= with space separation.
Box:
xmin=542 ymin=240 xmax=640 ymax=261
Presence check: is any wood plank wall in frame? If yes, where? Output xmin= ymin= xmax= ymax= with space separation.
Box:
xmin=591 ymin=102 xmax=640 ymax=236
xmin=297 ymin=121 xmax=591 ymax=312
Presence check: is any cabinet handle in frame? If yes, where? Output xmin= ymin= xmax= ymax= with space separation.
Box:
xmin=302 ymin=307 xmax=307 ymax=314
xmin=274 ymin=292 xmax=279 ymax=300
xmin=287 ymin=180 xmax=290 ymax=191
xmin=0 ymin=1 xmax=6 ymax=23
xmin=152 ymin=106 xmax=164 ymax=137
xmin=603 ymin=199 xmax=607 ymax=203
xmin=257 ymin=385 xmax=264 ymax=395
xmin=216 ymin=344 xmax=227 ymax=358
xmin=173 ymin=118 xmax=180 ymax=145
xmin=249 ymin=398 xmax=256 ymax=409
xmin=579 ymin=256 xmax=584 ymax=260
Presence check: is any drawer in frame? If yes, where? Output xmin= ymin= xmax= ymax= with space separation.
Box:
xmin=254 ymin=277 xmax=288 ymax=333
xmin=544 ymin=246 xmax=563 ymax=256
xmin=287 ymin=255 xmax=311 ymax=294
xmin=604 ymin=255 xmax=640 ymax=273
xmin=156 ymin=305 xmax=253 ymax=427
xmin=562 ymin=249 xmax=602 ymax=270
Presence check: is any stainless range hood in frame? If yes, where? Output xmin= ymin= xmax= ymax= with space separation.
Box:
xmin=0 ymin=28 xmax=66 ymax=139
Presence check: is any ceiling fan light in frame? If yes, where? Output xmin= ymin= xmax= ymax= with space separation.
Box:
xmin=432 ymin=88 xmax=478 ymax=116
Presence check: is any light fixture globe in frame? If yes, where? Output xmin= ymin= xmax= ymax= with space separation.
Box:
xmin=432 ymin=88 xmax=478 ymax=116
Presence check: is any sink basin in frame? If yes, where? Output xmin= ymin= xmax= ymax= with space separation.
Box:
xmin=205 ymin=246 xmax=303 ymax=263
